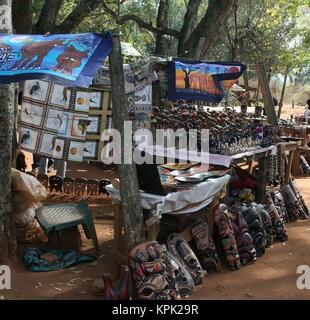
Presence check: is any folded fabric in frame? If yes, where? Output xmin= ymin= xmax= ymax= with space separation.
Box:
xmin=23 ymin=248 xmax=97 ymax=272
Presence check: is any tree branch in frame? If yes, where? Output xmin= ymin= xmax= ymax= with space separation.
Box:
xmin=178 ymin=0 xmax=202 ymax=54
xmin=54 ymin=0 xmax=102 ymax=34
xmin=118 ymin=14 xmax=180 ymax=38
xmin=101 ymin=0 xmax=180 ymax=38
xmin=12 ymin=0 xmax=32 ymax=34
xmin=35 ymin=0 xmax=64 ymax=34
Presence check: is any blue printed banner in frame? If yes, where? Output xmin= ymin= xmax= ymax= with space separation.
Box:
xmin=168 ymin=59 xmax=246 ymax=103
xmin=0 ymin=31 xmax=113 ymax=88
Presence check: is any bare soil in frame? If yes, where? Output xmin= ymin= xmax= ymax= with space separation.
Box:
xmin=3 ymin=103 xmax=310 ymax=300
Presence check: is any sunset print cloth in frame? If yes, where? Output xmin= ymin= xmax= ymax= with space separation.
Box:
xmin=168 ymin=59 xmax=246 ymax=103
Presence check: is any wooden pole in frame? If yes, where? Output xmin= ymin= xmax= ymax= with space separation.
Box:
xmin=278 ymin=66 xmax=289 ymax=119
xmin=256 ymin=61 xmax=278 ymax=127
xmin=108 ymin=29 xmax=145 ymax=251
xmin=255 ymin=156 xmax=268 ymax=204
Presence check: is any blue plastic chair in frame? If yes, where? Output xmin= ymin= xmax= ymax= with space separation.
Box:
xmin=35 ymin=199 xmax=99 ymax=251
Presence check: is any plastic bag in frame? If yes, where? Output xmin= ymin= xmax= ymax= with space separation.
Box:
xmin=11 ymin=168 xmax=47 ymax=208
xmin=13 ymin=207 xmax=37 ymax=229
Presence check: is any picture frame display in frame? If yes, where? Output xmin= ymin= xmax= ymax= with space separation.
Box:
xmin=89 ymin=91 xmax=102 ymax=109
xmin=39 ymin=132 xmax=57 ymax=157
xmin=84 ymin=140 xmax=99 ymax=159
xmin=20 ymin=101 xmax=45 ymax=128
xmin=68 ymin=140 xmax=85 ymax=162
xmin=44 ymin=107 xmax=65 ymax=132
xmin=74 ymin=91 xmax=91 ymax=112
xmin=86 ymin=115 xmax=101 ymax=134
xmin=19 ymin=126 xmax=40 ymax=152
xmin=49 ymin=83 xmax=71 ymax=109
xmin=23 ymin=80 xmax=50 ymax=103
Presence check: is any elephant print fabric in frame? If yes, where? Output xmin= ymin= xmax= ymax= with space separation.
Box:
xmin=0 ymin=32 xmax=113 ymax=87
xmin=214 ymin=204 xmax=241 ymax=271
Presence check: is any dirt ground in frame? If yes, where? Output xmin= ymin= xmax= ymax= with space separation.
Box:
xmin=2 ymin=103 xmax=310 ymax=301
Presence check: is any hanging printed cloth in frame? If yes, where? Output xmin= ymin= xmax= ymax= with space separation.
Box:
xmin=168 ymin=58 xmax=246 ymax=102
xmin=0 ymin=32 xmax=113 ymax=88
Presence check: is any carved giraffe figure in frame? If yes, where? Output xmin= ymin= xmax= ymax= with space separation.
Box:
xmin=11 ymin=39 xmax=75 ymax=70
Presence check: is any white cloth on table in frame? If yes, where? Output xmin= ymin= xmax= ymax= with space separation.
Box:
xmin=138 ymin=144 xmax=276 ymax=168
xmin=106 ymin=174 xmax=230 ymax=218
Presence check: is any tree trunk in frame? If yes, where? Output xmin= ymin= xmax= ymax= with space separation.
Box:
xmin=256 ymin=62 xmax=278 ymax=127
xmin=108 ymin=29 xmax=145 ymax=250
xmin=182 ymin=0 xmax=235 ymax=59
xmin=35 ymin=0 xmax=64 ymax=34
xmin=12 ymin=0 xmax=32 ymax=33
xmin=154 ymin=0 xmax=171 ymax=56
xmin=0 ymin=0 xmax=16 ymax=264
xmin=177 ymin=0 xmax=202 ymax=55
xmin=240 ymin=39 xmax=250 ymax=105
xmin=278 ymin=66 xmax=289 ymax=119
xmin=54 ymin=0 xmax=102 ymax=34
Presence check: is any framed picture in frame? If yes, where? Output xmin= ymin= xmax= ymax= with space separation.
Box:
xmin=86 ymin=115 xmax=101 ymax=134
xmin=89 ymin=91 xmax=102 ymax=109
xmin=38 ymin=132 xmax=57 ymax=157
xmin=20 ymin=101 xmax=45 ymax=128
xmin=23 ymin=80 xmax=50 ymax=103
xmin=84 ymin=140 xmax=99 ymax=159
xmin=74 ymin=91 xmax=90 ymax=112
xmin=19 ymin=126 xmax=40 ymax=152
xmin=71 ymin=114 xmax=89 ymax=138
xmin=57 ymin=111 xmax=70 ymax=136
xmin=68 ymin=140 xmax=85 ymax=162
xmin=44 ymin=107 xmax=65 ymax=132
xmin=52 ymin=138 xmax=66 ymax=159
xmin=49 ymin=83 xmax=71 ymax=109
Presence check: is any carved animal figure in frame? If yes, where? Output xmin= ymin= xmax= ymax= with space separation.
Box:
xmin=11 ymin=38 xmax=73 ymax=70
xmin=52 ymin=45 xmax=89 ymax=76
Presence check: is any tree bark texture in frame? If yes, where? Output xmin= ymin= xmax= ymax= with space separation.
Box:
xmin=177 ymin=0 xmax=202 ymax=55
xmin=12 ymin=0 xmax=32 ymax=33
xmin=108 ymin=29 xmax=145 ymax=250
xmin=0 ymin=0 xmax=16 ymax=263
xmin=35 ymin=0 xmax=64 ymax=34
xmin=154 ymin=0 xmax=170 ymax=56
xmin=278 ymin=66 xmax=289 ymax=119
xmin=181 ymin=0 xmax=236 ymax=58
xmin=256 ymin=62 xmax=278 ymax=127
xmin=54 ymin=0 xmax=101 ymax=34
